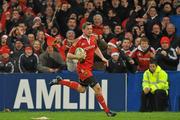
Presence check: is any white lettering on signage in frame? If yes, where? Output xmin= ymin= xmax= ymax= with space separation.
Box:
xmin=14 ymin=79 xmax=34 ymax=109
xmin=13 ymin=79 xmax=108 ymax=110
xmin=36 ymin=79 xmax=61 ymax=109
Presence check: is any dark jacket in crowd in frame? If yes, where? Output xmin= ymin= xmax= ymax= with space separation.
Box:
xmin=11 ymin=48 xmax=24 ymax=72
xmin=37 ymin=51 xmax=65 ymax=73
xmin=106 ymin=50 xmax=135 ymax=73
xmin=156 ymin=47 xmax=178 ymax=70
xmin=106 ymin=57 xmax=127 ymax=73
xmin=148 ymin=33 xmax=162 ymax=50
xmin=0 ymin=58 xmax=14 ymax=73
xmin=18 ymin=53 xmax=39 ymax=73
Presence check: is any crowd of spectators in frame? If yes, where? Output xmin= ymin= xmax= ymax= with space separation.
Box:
xmin=0 ymin=0 xmax=180 ymax=73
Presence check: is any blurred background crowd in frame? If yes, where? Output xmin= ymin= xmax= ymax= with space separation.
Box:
xmin=0 ymin=0 xmax=180 ymax=73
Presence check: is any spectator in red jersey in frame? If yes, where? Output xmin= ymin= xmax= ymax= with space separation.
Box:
xmin=92 ymin=14 xmax=104 ymax=36
xmin=130 ymin=37 xmax=156 ymax=71
xmin=49 ymin=22 xmax=116 ymax=117
xmin=0 ymin=35 xmax=9 ymax=49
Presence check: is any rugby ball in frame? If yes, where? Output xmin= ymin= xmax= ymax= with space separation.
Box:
xmin=75 ymin=47 xmax=85 ymax=56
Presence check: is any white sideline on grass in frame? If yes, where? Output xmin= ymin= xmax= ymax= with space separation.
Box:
xmin=31 ymin=116 xmax=49 ymax=120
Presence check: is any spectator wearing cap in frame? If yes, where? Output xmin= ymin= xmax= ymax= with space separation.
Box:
xmin=30 ymin=16 xmax=45 ymax=34
xmin=130 ymin=37 xmax=156 ymax=71
xmin=37 ymin=45 xmax=65 ymax=73
xmin=0 ymin=46 xmax=14 ymax=73
xmin=18 ymin=46 xmax=39 ymax=73
xmin=156 ymin=36 xmax=178 ymax=71
xmin=106 ymin=48 xmax=126 ymax=73
xmin=102 ymin=38 xmax=118 ymax=60
xmin=106 ymin=47 xmax=134 ymax=73
xmin=0 ymin=35 xmax=9 ymax=49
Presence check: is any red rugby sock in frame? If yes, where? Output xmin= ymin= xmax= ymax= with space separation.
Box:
xmin=59 ymin=80 xmax=79 ymax=90
xmin=96 ymin=94 xmax=110 ymax=113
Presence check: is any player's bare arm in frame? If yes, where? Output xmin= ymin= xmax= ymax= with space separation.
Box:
xmin=95 ymin=47 xmax=109 ymax=66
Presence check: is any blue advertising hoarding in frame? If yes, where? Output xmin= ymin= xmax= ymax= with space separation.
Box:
xmin=1 ymin=71 xmax=180 ymax=111
xmin=0 ymin=71 xmax=126 ymax=111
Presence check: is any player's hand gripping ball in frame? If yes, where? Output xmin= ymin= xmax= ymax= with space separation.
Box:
xmin=75 ymin=47 xmax=86 ymax=63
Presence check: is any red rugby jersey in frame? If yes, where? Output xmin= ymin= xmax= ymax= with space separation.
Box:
xmin=69 ymin=34 xmax=97 ymax=80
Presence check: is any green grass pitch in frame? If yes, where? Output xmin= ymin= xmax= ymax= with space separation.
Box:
xmin=0 ymin=111 xmax=180 ymax=120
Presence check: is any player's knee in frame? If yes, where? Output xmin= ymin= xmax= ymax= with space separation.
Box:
xmin=94 ymin=86 xmax=102 ymax=94
xmin=78 ymin=87 xmax=86 ymax=93
xmin=79 ymin=89 xmax=86 ymax=93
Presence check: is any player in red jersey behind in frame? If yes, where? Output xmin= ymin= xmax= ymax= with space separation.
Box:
xmin=49 ymin=22 xmax=116 ymax=117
